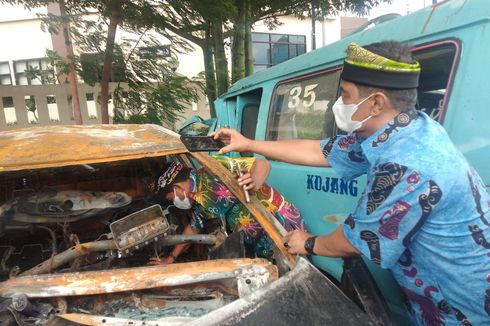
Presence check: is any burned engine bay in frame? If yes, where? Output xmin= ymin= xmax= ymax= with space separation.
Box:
xmin=0 ymin=155 xmax=281 ymax=325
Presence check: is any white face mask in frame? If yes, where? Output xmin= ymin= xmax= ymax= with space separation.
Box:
xmin=332 ymin=95 xmax=373 ymax=132
xmin=173 ymin=188 xmax=192 ymax=210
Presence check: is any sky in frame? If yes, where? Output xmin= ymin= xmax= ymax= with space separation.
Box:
xmin=368 ymin=0 xmax=431 ymax=19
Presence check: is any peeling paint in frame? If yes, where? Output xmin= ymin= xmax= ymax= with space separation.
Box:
xmin=325 ymin=215 xmax=339 ymax=223
xmin=56 ymin=313 xmax=195 ymax=326
xmin=0 ymin=124 xmax=187 ymax=172
xmin=1 ymin=259 xmax=278 ymax=298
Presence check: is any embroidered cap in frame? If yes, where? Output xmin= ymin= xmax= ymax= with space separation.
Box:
xmin=340 ymin=43 xmax=421 ymax=89
xmin=157 ymin=162 xmax=185 ymax=192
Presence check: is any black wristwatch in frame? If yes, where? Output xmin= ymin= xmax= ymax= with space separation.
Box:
xmin=304 ymin=236 xmax=317 ymax=255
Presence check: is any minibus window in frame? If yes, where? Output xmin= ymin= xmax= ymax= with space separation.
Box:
xmin=413 ymin=42 xmax=457 ymax=121
xmin=240 ymin=103 xmax=260 ymax=157
xmin=265 ymin=42 xmax=456 ymax=142
xmin=236 ymin=88 xmax=262 ymax=141
xmin=267 ymin=69 xmax=341 ymax=141
xmin=241 ymin=104 xmax=259 ymax=140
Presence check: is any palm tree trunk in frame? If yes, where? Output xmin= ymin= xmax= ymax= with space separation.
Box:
xmin=231 ymin=0 xmax=246 ymax=83
xmin=203 ymin=22 xmax=217 ymax=117
xmin=212 ymin=20 xmax=229 ymax=97
xmin=59 ymin=0 xmax=83 ymax=124
xmin=244 ymin=0 xmax=254 ymax=76
xmin=100 ymin=0 xmax=121 ymax=124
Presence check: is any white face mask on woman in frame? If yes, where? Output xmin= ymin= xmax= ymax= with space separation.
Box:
xmin=332 ymin=94 xmax=373 ymax=133
xmin=173 ymin=188 xmax=192 ymax=210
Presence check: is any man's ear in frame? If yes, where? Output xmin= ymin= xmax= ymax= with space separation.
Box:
xmin=370 ymin=92 xmax=389 ymax=116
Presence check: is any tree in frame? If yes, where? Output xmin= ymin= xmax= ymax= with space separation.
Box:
xmin=4 ymin=0 xmax=390 ymax=121
xmin=148 ymin=0 xmax=237 ymax=117
xmin=111 ymin=35 xmax=203 ymax=125
xmin=99 ymin=0 xmax=122 ymax=124
xmin=61 ymin=0 xmax=198 ymax=124
xmin=2 ymin=0 xmax=85 ymax=123
xmin=153 ymin=0 xmax=390 ymax=113
xmin=230 ymin=0 xmax=392 ymax=81
xmin=51 ymin=0 xmax=84 ymax=124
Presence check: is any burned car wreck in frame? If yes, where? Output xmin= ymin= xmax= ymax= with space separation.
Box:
xmin=0 ymin=125 xmax=374 ymax=325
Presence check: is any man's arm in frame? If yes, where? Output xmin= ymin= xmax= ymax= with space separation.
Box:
xmin=249 ymin=139 xmax=329 ymax=167
xmin=212 ymin=128 xmax=330 ymax=167
xmin=151 ymin=224 xmax=200 ymax=264
xmin=169 ymin=224 xmax=200 ymax=259
xmin=282 ymin=226 xmax=360 ymax=257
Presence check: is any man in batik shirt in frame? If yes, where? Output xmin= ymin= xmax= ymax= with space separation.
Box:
xmin=213 ymin=41 xmax=490 ymax=324
xmin=153 ymin=156 xmax=305 ymax=264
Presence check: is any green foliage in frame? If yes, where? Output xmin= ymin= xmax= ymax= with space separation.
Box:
xmin=152 ymin=0 xmax=391 ymax=101
xmin=1 ymin=0 xmax=201 ymax=126
xmin=112 ymin=77 xmax=202 ymax=126
xmin=1 ymin=0 xmax=391 ymax=122
xmin=25 ymin=95 xmax=36 ymax=113
xmin=112 ymin=35 xmax=204 ymax=125
xmin=24 ymin=63 xmax=55 ymax=84
xmin=25 ymin=95 xmax=39 ymax=123
xmin=249 ymin=0 xmax=391 ymax=23
xmin=24 ymin=65 xmax=41 ymax=81
xmin=79 ymin=48 xmax=127 ymax=86
xmin=45 ymin=49 xmax=71 ymax=76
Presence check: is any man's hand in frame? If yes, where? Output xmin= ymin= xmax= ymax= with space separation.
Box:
xmin=282 ymin=230 xmax=313 ymax=255
xmin=212 ymin=128 xmax=252 ymax=155
xmin=282 ymin=227 xmax=361 ymax=258
xmin=148 ymin=256 xmax=175 ymax=265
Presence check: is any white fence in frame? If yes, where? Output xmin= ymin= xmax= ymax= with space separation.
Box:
xmin=0 ymin=83 xmax=210 ymax=132
xmin=0 ymin=83 xmax=123 ymax=131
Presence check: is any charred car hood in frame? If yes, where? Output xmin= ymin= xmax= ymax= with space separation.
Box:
xmin=0 ymin=124 xmax=186 ymax=172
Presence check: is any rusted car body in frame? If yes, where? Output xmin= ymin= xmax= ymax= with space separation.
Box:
xmin=0 ymin=124 xmax=372 ymax=325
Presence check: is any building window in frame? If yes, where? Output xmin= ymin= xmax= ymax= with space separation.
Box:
xmin=13 ymin=58 xmax=54 ymax=85
xmin=0 ymin=61 xmax=12 ymax=85
xmin=80 ymin=52 xmax=127 ymax=85
xmin=252 ymin=32 xmax=306 ymax=72
xmin=138 ymin=45 xmax=171 ymax=59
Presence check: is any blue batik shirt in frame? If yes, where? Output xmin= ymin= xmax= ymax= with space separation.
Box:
xmin=321 ymin=109 xmax=490 ymax=325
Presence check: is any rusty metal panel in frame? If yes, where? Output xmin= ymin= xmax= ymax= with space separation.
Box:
xmin=51 ymin=313 xmax=195 ymax=326
xmin=0 ymin=124 xmax=187 ymax=172
xmin=20 ymin=235 xmax=220 ymax=277
xmin=186 ymin=258 xmax=374 ymax=326
xmin=0 ymin=258 xmax=278 ymax=298
xmin=19 ymin=240 xmax=117 ymax=277
xmin=110 ymin=204 xmax=171 ymax=251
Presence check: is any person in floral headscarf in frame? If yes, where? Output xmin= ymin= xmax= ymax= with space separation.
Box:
xmin=152 ymin=156 xmax=305 ymax=264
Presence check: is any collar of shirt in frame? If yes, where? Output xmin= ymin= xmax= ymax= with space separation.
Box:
xmin=359 ymin=108 xmax=419 ymax=165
